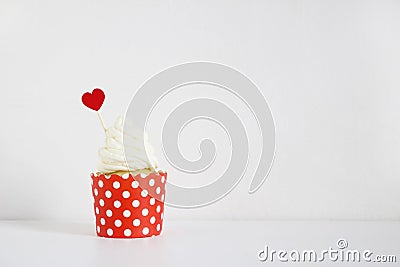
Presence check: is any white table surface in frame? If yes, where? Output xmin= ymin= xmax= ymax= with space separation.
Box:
xmin=0 ymin=220 xmax=398 ymax=267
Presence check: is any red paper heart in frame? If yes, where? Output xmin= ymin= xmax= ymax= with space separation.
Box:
xmin=82 ymin=88 xmax=105 ymax=111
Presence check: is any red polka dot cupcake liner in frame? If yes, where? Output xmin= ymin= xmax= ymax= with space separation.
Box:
xmin=91 ymin=171 xmax=167 ymax=238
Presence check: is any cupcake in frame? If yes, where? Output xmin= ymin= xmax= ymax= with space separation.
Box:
xmin=91 ymin=116 xmax=167 ymax=238
xmin=82 ymin=88 xmax=166 ymax=238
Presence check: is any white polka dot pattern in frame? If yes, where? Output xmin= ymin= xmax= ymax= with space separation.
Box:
xmin=142 ymin=208 xmax=149 ymax=216
xmin=114 ymin=219 xmax=122 ymax=227
xmin=132 ymin=200 xmax=140 ymax=208
xmin=142 ymin=227 xmax=149 ymax=235
xmin=124 ymin=229 xmax=132 ymax=237
xmin=106 ymin=209 xmax=113 ymax=217
xmin=131 ymin=181 xmax=139 ymax=188
xmin=141 ymin=190 xmax=148 ymax=198
xmin=113 ymin=181 xmax=120 ymax=189
xmin=149 ymin=179 xmax=155 ymax=186
xmin=107 ymin=228 xmax=113 ymax=236
xmin=123 ymin=210 xmax=131 ymax=218
xmin=91 ymin=172 xmax=166 ymax=238
xmin=114 ymin=200 xmax=121 ymax=208
xmin=122 ymin=191 xmax=130 ymax=198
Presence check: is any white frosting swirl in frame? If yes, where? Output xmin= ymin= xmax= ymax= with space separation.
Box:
xmin=97 ymin=116 xmax=158 ymax=173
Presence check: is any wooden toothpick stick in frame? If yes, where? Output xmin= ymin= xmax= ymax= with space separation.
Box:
xmin=97 ymin=111 xmax=107 ymax=133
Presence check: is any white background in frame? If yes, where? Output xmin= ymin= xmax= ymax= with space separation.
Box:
xmin=1 ymin=0 xmax=399 ymax=221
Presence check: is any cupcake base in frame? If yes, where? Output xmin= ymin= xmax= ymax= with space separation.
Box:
xmin=90 ymin=171 xmax=167 ymax=238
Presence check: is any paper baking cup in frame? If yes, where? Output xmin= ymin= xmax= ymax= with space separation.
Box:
xmin=90 ymin=171 xmax=167 ymax=238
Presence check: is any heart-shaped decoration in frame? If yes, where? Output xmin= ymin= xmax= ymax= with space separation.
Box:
xmin=82 ymin=88 xmax=105 ymax=111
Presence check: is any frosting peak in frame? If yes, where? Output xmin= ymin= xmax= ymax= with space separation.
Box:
xmin=97 ymin=116 xmax=158 ymax=173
